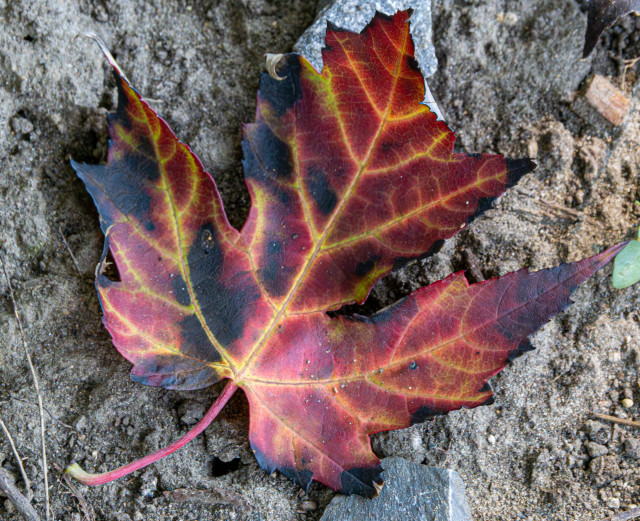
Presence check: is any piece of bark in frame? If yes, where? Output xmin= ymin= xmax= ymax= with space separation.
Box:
xmin=584 ymin=75 xmax=632 ymax=125
xmin=0 ymin=467 xmax=40 ymax=521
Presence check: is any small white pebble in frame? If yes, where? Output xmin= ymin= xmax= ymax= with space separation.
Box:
xmin=606 ymin=498 xmax=620 ymax=509
xmin=622 ymin=398 xmax=634 ymax=409
xmin=487 ymin=434 xmax=496 ymax=444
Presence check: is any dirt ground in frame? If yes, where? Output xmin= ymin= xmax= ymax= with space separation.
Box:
xmin=1 ymin=0 xmax=639 ymax=520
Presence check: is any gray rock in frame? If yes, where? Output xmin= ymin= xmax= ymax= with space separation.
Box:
xmin=320 ymin=457 xmax=472 ymax=521
xmin=585 ymin=441 xmax=609 ymax=458
xmin=623 ymin=438 xmax=640 ymax=460
xmin=295 ymin=0 xmax=436 ymax=77
xmin=294 ymin=0 xmax=442 ymax=119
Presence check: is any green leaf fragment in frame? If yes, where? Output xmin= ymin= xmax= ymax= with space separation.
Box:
xmin=612 ymin=240 xmax=640 ymax=289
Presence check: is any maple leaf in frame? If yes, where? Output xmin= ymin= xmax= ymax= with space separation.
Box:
xmin=67 ymin=11 xmax=625 ymax=497
xmin=583 ymin=0 xmax=640 ymax=57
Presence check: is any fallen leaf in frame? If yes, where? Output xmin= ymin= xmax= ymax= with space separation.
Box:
xmin=583 ymin=0 xmax=640 ymax=57
xmin=67 ymin=10 xmax=624 ymax=497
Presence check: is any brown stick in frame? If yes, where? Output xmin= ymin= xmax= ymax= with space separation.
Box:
xmin=594 ymin=413 xmax=640 ymax=429
xmin=598 ymin=506 xmax=640 ymax=521
xmin=0 ymin=416 xmax=32 ymax=498
xmin=1 ymin=254 xmax=50 ymax=519
xmin=0 ymin=466 xmax=41 ymax=521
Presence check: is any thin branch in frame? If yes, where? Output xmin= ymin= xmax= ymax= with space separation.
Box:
xmin=1 ymin=254 xmax=50 ymax=520
xmin=9 ymin=394 xmax=76 ymax=430
xmin=594 ymin=413 xmax=640 ymax=429
xmin=0 ymin=416 xmax=32 ymax=499
xmin=0 ymin=466 xmax=41 ymax=521
xmin=598 ymin=506 xmax=640 ymax=521
xmin=58 ymin=226 xmax=81 ymax=274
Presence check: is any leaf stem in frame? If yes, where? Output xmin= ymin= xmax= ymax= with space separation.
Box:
xmin=65 ymin=381 xmax=238 ymax=486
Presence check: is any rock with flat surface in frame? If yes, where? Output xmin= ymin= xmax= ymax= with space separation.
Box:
xmin=320 ymin=457 xmax=472 ymax=521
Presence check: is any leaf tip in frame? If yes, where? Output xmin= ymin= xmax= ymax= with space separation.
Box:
xmin=340 ymin=465 xmax=385 ymax=498
xmin=76 ymin=32 xmax=129 ymax=83
xmin=505 ymin=157 xmax=537 ymax=188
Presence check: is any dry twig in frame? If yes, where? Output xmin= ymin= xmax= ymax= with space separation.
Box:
xmin=0 ymin=466 xmax=41 ymax=521
xmin=58 ymin=226 xmax=81 ymax=274
xmin=598 ymin=506 xmax=640 ymax=521
xmin=1 ymin=254 xmax=50 ymax=520
xmin=594 ymin=413 xmax=640 ymax=429
xmin=0 ymin=416 xmax=32 ymax=499
xmin=55 ymin=464 xmax=95 ymax=521
xmin=9 ymin=394 xmax=76 ymax=431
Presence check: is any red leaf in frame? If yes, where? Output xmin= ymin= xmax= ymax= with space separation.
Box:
xmin=67 ymin=11 xmax=623 ymax=497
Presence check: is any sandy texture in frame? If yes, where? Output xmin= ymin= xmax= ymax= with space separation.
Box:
xmin=0 ymin=0 xmax=639 ymax=520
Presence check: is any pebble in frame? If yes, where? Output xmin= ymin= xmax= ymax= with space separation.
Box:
xmin=487 ymin=435 xmax=496 ymax=445
xmin=606 ymin=497 xmax=621 ymax=509
xmin=585 ymin=420 xmax=611 ymax=445
xmin=621 ymin=398 xmax=634 ymax=409
xmin=301 ymin=500 xmax=317 ymax=511
xmin=585 ymin=442 xmax=608 ymax=458
xmin=623 ymin=438 xmax=640 ymax=460
xmin=589 ymin=456 xmax=622 ymax=486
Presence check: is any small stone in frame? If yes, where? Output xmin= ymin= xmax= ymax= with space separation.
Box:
xmin=487 ymin=434 xmax=496 ymax=444
xmin=178 ymin=401 xmax=206 ymax=426
xmin=10 ymin=116 xmax=34 ymax=135
xmin=585 ymin=442 xmax=609 ymax=458
xmin=606 ymin=497 xmax=621 ymax=509
xmin=621 ymin=398 xmax=634 ymax=409
xmin=585 ymin=420 xmax=611 ymax=444
xmin=140 ymin=470 xmax=157 ymax=499
xmin=301 ymin=500 xmax=317 ymax=511
xmin=584 ymin=75 xmax=632 ymax=125
xmin=623 ymin=438 xmax=640 ymax=460
xmin=589 ymin=456 xmax=622 ymax=486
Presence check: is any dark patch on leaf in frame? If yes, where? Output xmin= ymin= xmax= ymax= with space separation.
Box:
xmin=172 ymin=274 xmax=191 ymax=307
xmin=279 ymin=466 xmax=314 ymax=492
xmin=507 ymin=338 xmax=536 ymax=362
xmin=179 ymin=314 xmax=222 ymax=363
xmin=355 ymin=258 xmax=375 ymax=277
xmin=129 ymin=354 xmax=219 ymax=391
xmin=463 ymin=157 xmax=535 ymax=229
xmin=410 ymin=405 xmax=446 ymax=425
xmin=187 ymin=224 xmax=260 ymax=347
xmin=392 ymin=238 xmax=445 ymax=271
xmin=71 ymin=134 xmax=160 ymax=231
xmin=242 ymin=122 xmax=293 ymax=182
xmin=306 ymin=167 xmax=337 ymax=215
xmin=479 ymin=381 xmax=493 ymax=393
xmin=252 ymin=445 xmax=313 ymax=490
xmin=505 ymin=157 xmax=536 ymax=187
xmin=482 ymin=394 xmax=496 ymax=406
xmin=340 ymin=465 xmax=384 ymax=498
xmin=259 ymin=237 xmax=294 ymax=297
xmin=258 ymin=54 xmax=302 ymax=118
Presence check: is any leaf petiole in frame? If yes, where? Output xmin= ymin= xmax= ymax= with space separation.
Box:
xmin=65 ymin=381 xmax=238 ymax=486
